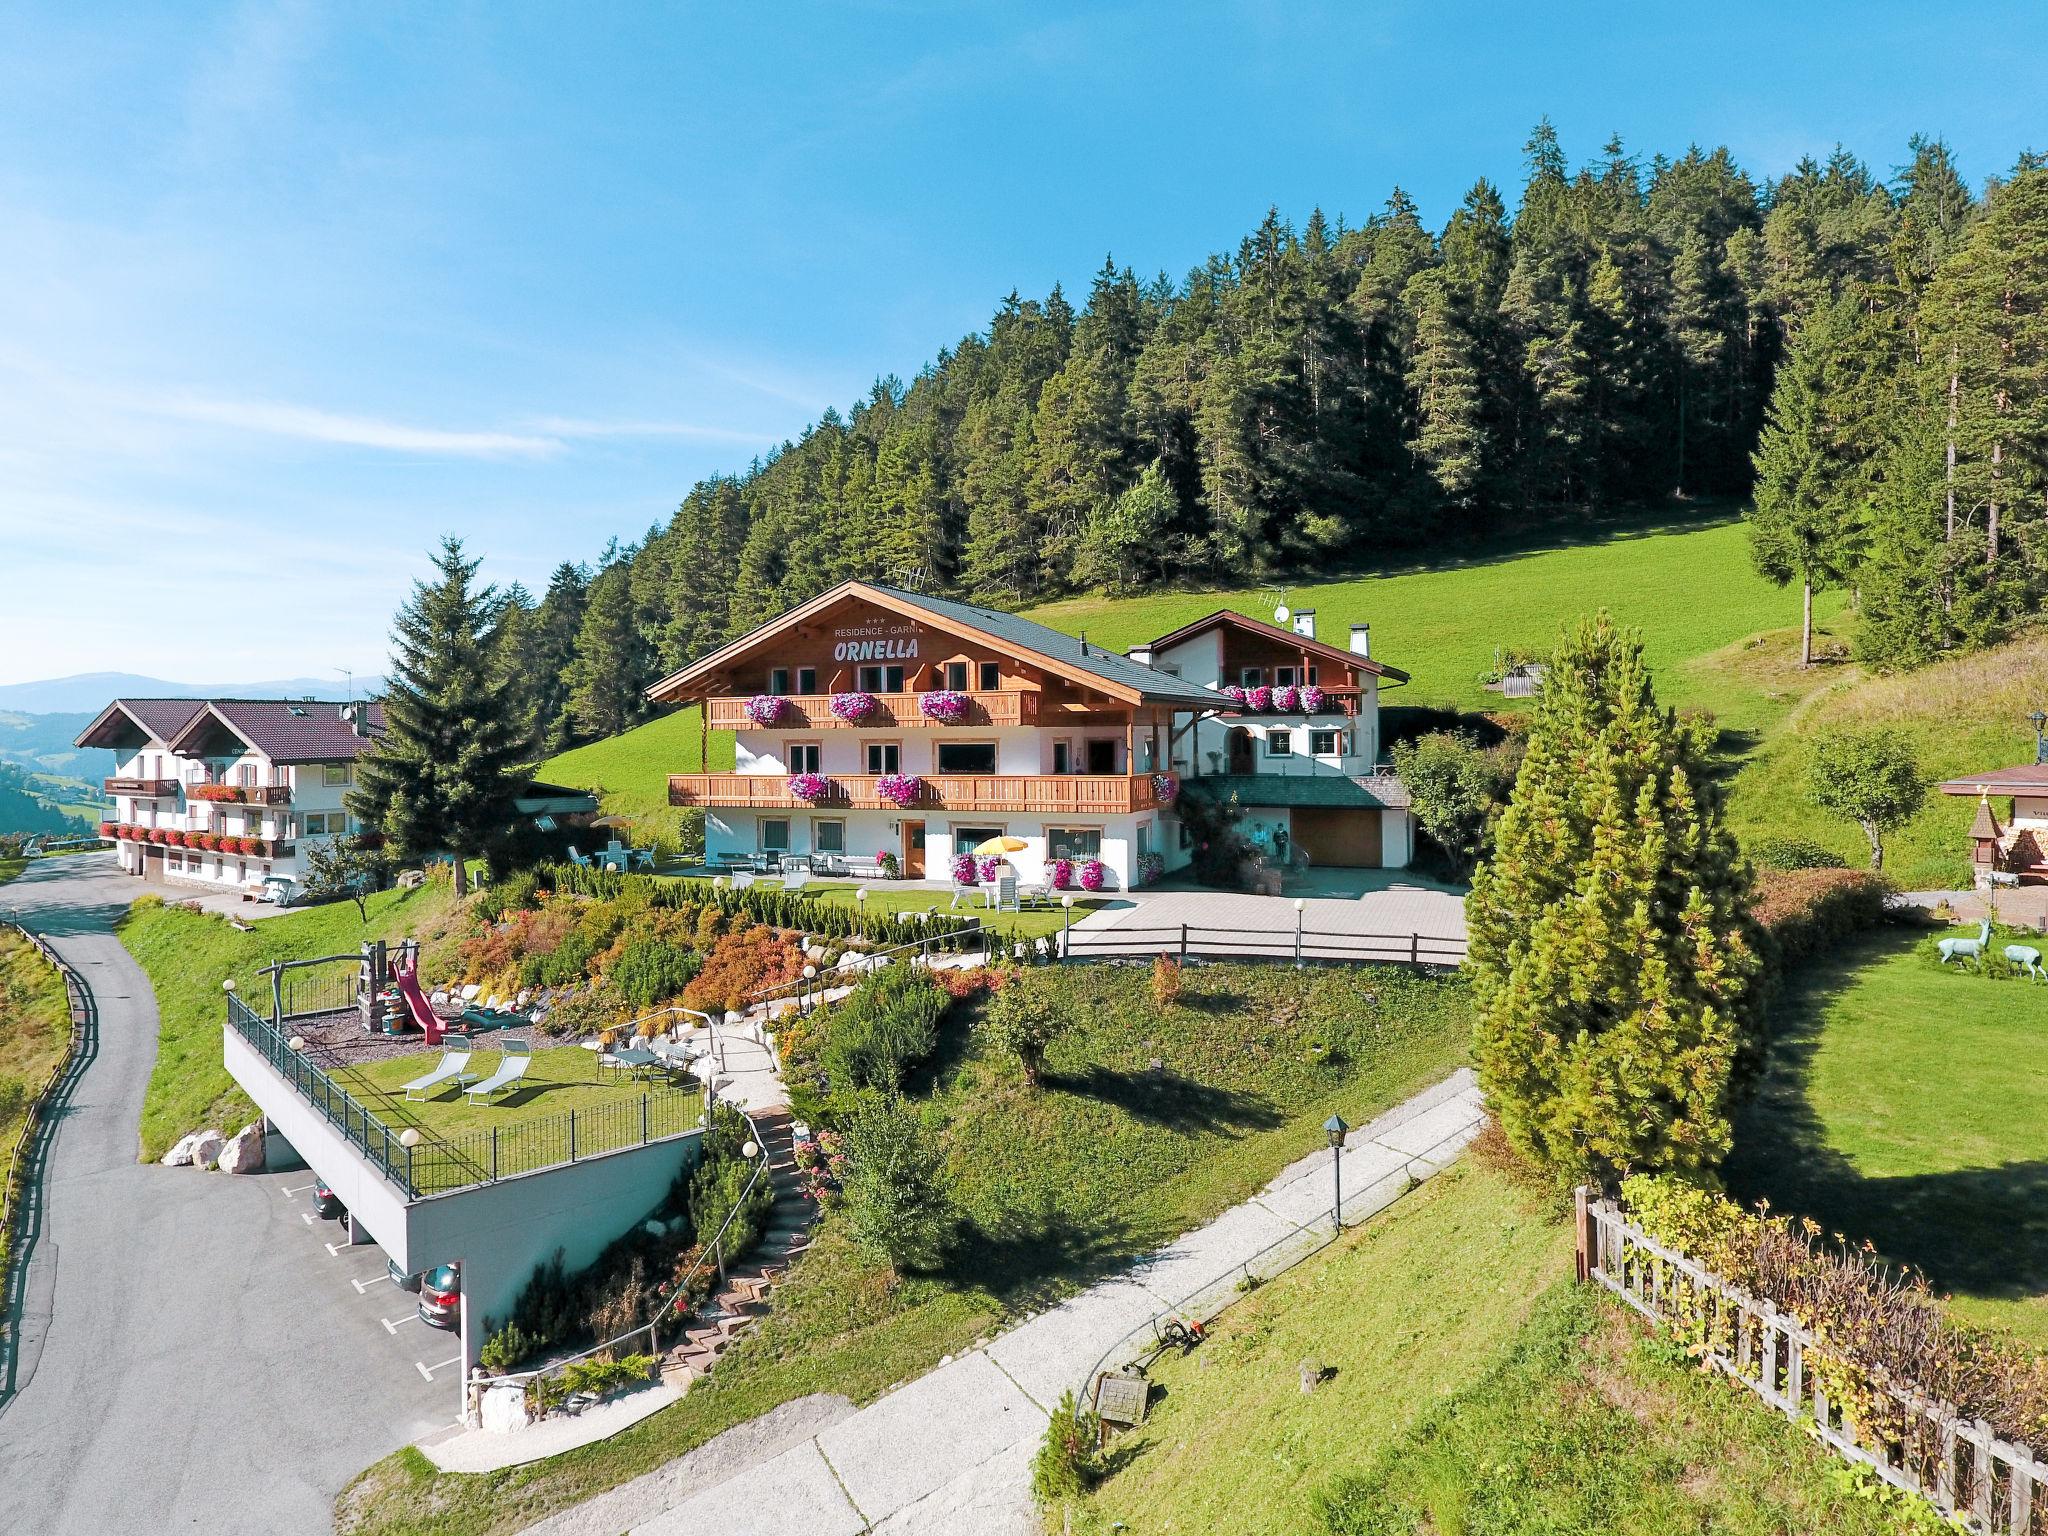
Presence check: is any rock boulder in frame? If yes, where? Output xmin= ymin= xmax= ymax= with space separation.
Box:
xmin=187 ymin=1128 xmax=226 ymax=1169
xmin=217 ymin=1122 xmax=266 ymax=1175
xmin=159 ymin=1132 xmax=200 ymax=1168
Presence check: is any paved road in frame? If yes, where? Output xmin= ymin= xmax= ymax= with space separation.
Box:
xmin=1070 ymin=879 xmax=1467 ymax=961
xmin=0 ymin=854 xmax=448 ymax=1535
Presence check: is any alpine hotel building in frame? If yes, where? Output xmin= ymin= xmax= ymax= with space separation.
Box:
xmin=651 ymin=581 xmax=1413 ymax=890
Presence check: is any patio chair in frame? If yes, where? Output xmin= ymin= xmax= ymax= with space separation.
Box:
xmin=566 ymin=845 xmax=592 ymax=868
xmin=464 ymin=1041 xmax=534 ymax=1105
xmin=991 ymin=873 xmax=1020 ymax=912
xmin=401 ymin=1049 xmax=476 ymax=1101
xmin=948 ymin=877 xmax=979 ymax=909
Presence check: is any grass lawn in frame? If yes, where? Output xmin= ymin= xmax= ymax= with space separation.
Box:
xmin=337 ymin=960 xmax=1472 ymax=1536
xmin=337 ymin=1046 xmax=703 ymax=1192
xmin=1727 ymin=925 xmax=2048 ymax=1345
xmin=542 ymin=705 xmax=730 ymax=845
xmin=0 ymin=856 xmax=25 ymax=888
xmin=0 ymin=930 xmax=73 ymax=1257
xmin=120 ymin=882 xmax=464 ymax=1161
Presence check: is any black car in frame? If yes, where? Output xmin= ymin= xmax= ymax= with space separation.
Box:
xmin=419 ymin=1262 xmax=461 ymax=1330
xmin=311 ymin=1182 xmax=346 ymax=1220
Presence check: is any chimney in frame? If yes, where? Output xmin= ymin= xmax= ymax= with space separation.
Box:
xmin=1291 ymin=608 xmax=1316 ymax=641
xmin=1126 ymin=645 xmax=1154 ymax=668
xmin=1349 ymin=623 xmax=1371 ymax=658
xmin=1079 ymin=630 xmax=1089 ymax=657
xmin=342 ymin=701 xmax=369 ymax=738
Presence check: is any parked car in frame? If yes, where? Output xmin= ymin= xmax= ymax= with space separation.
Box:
xmin=418 ymin=1262 xmax=461 ymax=1329
xmin=388 ymin=1257 xmax=422 ymax=1293
xmin=311 ymin=1182 xmax=345 ymax=1220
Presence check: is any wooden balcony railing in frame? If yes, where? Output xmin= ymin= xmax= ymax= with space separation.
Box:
xmin=704 ymin=690 xmax=1040 ymax=731
xmin=105 ymin=776 xmax=179 ymax=797
xmin=187 ymin=783 xmax=292 ymax=805
xmin=670 ymin=771 xmax=1167 ymax=815
xmin=1214 ymin=685 xmax=1365 ymax=718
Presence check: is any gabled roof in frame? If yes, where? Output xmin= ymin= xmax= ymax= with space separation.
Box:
xmin=1939 ymin=764 xmax=2048 ymax=796
xmin=166 ymin=699 xmax=385 ymax=763
xmin=1139 ymin=609 xmax=1408 ymax=683
xmin=74 ymin=698 xmax=207 ymax=750
xmin=646 ymin=580 xmax=1223 ymax=709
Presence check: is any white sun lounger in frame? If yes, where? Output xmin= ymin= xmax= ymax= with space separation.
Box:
xmin=401 ymin=1049 xmax=476 ymax=1101
xmin=463 ymin=1041 xmax=534 ymax=1105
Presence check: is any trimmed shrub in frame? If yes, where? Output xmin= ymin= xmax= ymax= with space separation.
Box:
xmin=1751 ymin=836 xmax=1849 ymax=871
xmin=1749 ymin=867 xmax=1893 ymax=971
xmin=682 ymin=926 xmax=805 ymax=1014
xmin=979 ymin=981 xmax=1077 ymax=1086
xmin=607 ymin=937 xmax=701 ymax=1009
xmin=839 ymin=1097 xmax=955 ymax=1273
xmin=817 ymin=968 xmax=949 ymax=1100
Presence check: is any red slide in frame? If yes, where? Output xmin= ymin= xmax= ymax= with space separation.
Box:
xmin=392 ymin=960 xmax=446 ymax=1046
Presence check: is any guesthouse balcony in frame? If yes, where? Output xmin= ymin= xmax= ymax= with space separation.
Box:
xmin=187 ymin=783 xmax=292 ymax=806
xmin=703 ymin=690 xmax=1040 ymax=731
xmin=669 ymin=771 xmax=1169 ymax=815
xmin=105 ymin=775 xmax=180 ymax=797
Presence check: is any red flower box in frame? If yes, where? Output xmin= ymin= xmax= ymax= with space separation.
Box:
xmin=164 ymin=830 xmax=186 ymax=847
xmin=98 ymin=821 xmax=116 ymax=839
xmin=219 ymin=836 xmax=244 ymax=855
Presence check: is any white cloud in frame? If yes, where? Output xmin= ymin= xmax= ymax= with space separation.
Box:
xmin=142 ymin=393 xmax=562 ymax=457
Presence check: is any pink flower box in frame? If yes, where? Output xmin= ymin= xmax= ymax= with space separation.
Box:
xmin=745 ymin=695 xmax=791 ymax=726
xmin=786 ymin=772 xmax=831 ymax=802
xmin=919 ymin=689 xmax=970 ymax=723
xmin=1051 ymin=856 xmax=1074 ymax=890
xmin=1152 ymin=773 xmax=1178 ymax=804
xmin=874 ymin=772 xmax=922 ymax=808
xmin=1246 ymin=685 xmax=1273 ymax=712
xmin=1299 ymin=684 xmax=1326 ymax=714
xmin=1078 ymin=859 xmax=1106 ymax=892
xmin=1271 ymin=685 xmax=1299 ymax=712
xmin=830 ymin=691 xmax=881 ymax=724
xmin=951 ymin=852 xmax=978 ymax=885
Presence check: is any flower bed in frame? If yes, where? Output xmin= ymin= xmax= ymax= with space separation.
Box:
xmin=874 ymin=772 xmax=922 ymax=808
xmin=745 ymin=694 xmax=791 ymax=726
xmin=1051 ymin=856 xmax=1073 ymax=890
xmin=1077 ymin=859 xmax=1106 ymax=892
xmin=919 ymin=689 xmax=970 ymax=723
xmin=786 ymin=772 xmax=831 ymax=803
xmin=829 ymin=691 xmax=881 ymax=724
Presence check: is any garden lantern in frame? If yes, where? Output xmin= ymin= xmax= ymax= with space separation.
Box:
xmin=1324 ymin=1114 xmax=1349 ymax=1227
xmin=2032 ymin=709 xmax=2047 ymax=765
xmin=1061 ymin=891 xmax=1074 ymax=958
xmin=1293 ymin=897 xmax=1306 ymax=967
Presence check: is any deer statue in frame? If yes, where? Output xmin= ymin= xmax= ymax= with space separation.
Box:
xmin=2002 ymin=943 xmax=2045 ymax=981
xmin=1939 ymin=920 xmax=1993 ymax=968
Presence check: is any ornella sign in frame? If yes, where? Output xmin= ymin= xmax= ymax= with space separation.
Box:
xmin=831 ymin=623 xmax=921 ymax=663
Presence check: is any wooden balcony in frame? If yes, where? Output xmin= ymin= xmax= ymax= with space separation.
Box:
xmin=187 ymin=783 xmax=292 ymax=805
xmin=703 ymin=690 xmax=1040 ymax=731
xmin=669 ymin=771 xmax=1166 ymax=815
xmin=1213 ymin=685 xmax=1365 ymax=718
xmin=105 ymin=776 xmax=179 ymax=797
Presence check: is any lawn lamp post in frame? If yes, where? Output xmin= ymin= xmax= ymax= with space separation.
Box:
xmin=1293 ymin=897 xmax=1306 ymax=967
xmin=1324 ymin=1114 xmax=1348 ymax=1228
xmin=2032 ymin=709 xmax=2047 ymax=765
xmin=855 ymin=886 xmax=868 ymax=941
xmin=802 ymin=962 xmax=817 ymax=1013
xmin=1061 ymin=892 xmax=1074 ymax=959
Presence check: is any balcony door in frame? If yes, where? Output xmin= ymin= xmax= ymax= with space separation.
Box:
xmin=1085 ymin=739 xmax=1116 ymax=775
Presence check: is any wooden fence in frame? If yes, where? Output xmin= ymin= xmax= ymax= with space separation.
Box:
xmin=1063 ymin=921 xmax=1467 ymax=967
xmin=1580 ymin=1192 xmax=2047 ymax=1533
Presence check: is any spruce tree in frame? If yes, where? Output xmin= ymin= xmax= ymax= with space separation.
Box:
xmin=349 ymin=537 xmax=529 ymax=897
xmin=565 ymin=562 xmax=653 ymax=741
xmin=1404 ymin=268 xmax=1488 ymax=512
xmin=1466 ymin=614 xmax=1760 ymax=1185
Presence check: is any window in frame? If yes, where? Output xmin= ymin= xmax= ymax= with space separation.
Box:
xmin=936 ymin=741 xmax=996 ymax=774
xmin=796 ymin=666 xmax=817 ymax=694
xmin=237 ymin=762 xmax=257 ymax=786
xmin=787 ymin=742 xmax=822 ymax=775
xmin=1048 ymin=827 xmax=1102 ymax=861
xmin=769 ymin=667 xmax=791 ymax=695
xmin=944 ymin=661 xmax=969 ymax=691
xmin=1240 ymin=666 xmax=1264 ymax=688
xmin=1052 ymin=741 xmax=1071 ymax=775
xmin=303 ymin=812 xmax=334 ymax=835
xmin=866 ymin=741 xmax=901 ymax=775
xmin=272 ymin=762 xmax=289 ymax=786
xmin=1276 ymin=666 xmax=1298 ymax=688
xmin=1178 ymin=820 xmax=1193 ymax=849
xmin=858 ymin=664 xmax=905 ymax=692
xmin=953 ymin=825 xmax=1003 ymax=855
xmin=1136 ymin=822 xmax=1152 ymax=858
xmin=1085 ymin=739 xmax=1116 ymax=774
xmin=1310 ymin=729 xmax=1342 ymax=756
xmin=1267 ymin=730 xmax=1294 ymax=757
xmin=1307 ymin=665 xmax=1319 ymax=685
xmin=978 ymin=660 xmax=1000 ymax=690
xmin=323 ymin=763 xmax=351 ymax=787
xmin=761 ymin=818 xmax=791 ymax=852
xmin=814 ymin=819 xmax=845 ymax=854
xmin=1155 ymin=663 xmax=1181 ymax=676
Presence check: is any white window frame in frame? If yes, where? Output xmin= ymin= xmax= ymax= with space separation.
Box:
xmin=1267 ymin=729 xmax=1294 ymax=757
xmin=935 ymin=739 xmax=997 ymax=775
xmin=813 ymin=818 xmax=846 ymax=855
xmin=760 ymin=818 xmax=791 ymax=853
xmin=1239 ymin=666 xmax=1264 ymax=688
xmin=796 ymin=666 xmax=817 ymax=694
xmin=323 ymin=763 xmax=351 ymax=787
xmin=787 ymin=741 xmax=823 ymax=775
xmin=865 ymin=741 xmax=902 ymax=775
xmin=1310 ymin=728 xmax=1342 ymax=757
xmin=1047 ymin=826 xmax=1103 ymax=862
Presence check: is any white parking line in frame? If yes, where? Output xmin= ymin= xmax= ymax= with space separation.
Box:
xmin=281 ymin=1181 xmax=318 ymax=1197
xmin=324 ymin=1240 xmax=352 ymax=1257
xmin=416 ymin=1354 xmax=461 ymax=1382
xmin=352 ymin=1272 xmax=392 ymax=1294
xmin=382 ymin=1312 xmax=420 ymax=1334
xmin=300 ymin=1211 xmax=318 ymax=1226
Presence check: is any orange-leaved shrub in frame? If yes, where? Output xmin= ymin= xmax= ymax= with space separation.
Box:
xmin=682 ymin=926 xmax=805 ymax=1015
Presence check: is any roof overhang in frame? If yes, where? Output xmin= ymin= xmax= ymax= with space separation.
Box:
xmin=1142 ymin=608 xmax=1409 ymax=683
xmin=74 ymin=700 xmax=194 ymax=751
xmin=1939 ymin=767 xmax=2048 ymax=797
xmin=166 ymin=703 xmax=252 ymax=759
xmin=647 ymin=580 xmax=1217 ymax=709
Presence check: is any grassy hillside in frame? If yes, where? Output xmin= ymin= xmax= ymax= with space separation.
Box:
xmin=120 ymin=881 xmax=462 ymax=1160
xmin=541 ymin=704 xmax=731 ymax=847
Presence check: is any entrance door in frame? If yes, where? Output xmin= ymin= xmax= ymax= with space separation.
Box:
xmin=1086 ymin=739 xmax=1116 ymax=774
xmin=142 ymin=845 xmax=165 ymax=883
xmin=902 ymin=820 xmax=926 ymax=878
xmin=1226 ymin=728 xmax=1254 ymax=775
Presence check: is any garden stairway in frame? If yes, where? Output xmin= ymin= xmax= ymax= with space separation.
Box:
xmin=662 ymin=1108 xmax=816 ymax=1385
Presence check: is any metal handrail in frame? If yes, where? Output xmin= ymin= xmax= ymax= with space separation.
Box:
xmin=0 ymin=924 xmax=87 ymax=1259
xmin=465 ymin=1099 xmax=772 ymax=1403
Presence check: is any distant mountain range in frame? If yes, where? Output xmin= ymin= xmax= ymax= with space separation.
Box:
xmin=0 ymin=672 xmax=385 ymax=714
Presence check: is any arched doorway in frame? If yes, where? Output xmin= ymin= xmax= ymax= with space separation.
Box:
xmin=1226 ymin=727 xmax=1254 ymax=776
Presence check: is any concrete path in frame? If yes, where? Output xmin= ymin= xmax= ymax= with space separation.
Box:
xmin=526 ymin=1069 xmax=1486 ymax=1536
xmin=0 ymin=853 xmax=449 ymax=1535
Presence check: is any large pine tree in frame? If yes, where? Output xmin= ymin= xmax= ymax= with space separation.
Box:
xmin=350 ymin=537 xmax=529 ymax=896
xmin=1466 ymin=614 xmax=1760 ymax=1185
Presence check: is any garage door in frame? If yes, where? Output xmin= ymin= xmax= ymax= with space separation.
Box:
xmin=1291 ymin=808 xmax=1381 ymax=868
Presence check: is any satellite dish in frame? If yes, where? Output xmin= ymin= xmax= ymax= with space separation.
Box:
xmin=1274 ymin=604 xmax=1291 ymax=625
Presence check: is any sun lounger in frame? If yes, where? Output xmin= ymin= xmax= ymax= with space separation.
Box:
xmin=464 ymin=1041 xmax=534 ymax=1104
xmin=402 ymin=1049 xmax=476 ymax=1101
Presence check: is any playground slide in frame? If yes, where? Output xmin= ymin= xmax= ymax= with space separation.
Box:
xmin=392 ymin=963 xmax=446 ymax=1046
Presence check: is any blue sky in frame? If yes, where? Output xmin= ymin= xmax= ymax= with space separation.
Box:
xmin=2 ymin=1 xmax=2043 ymax=687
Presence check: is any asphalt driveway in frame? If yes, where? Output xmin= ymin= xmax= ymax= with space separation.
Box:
xmin=0 ymin=854 xmax=449 ymax=1535
xmin=1069 ymin=875 xmax=1467 ymax=962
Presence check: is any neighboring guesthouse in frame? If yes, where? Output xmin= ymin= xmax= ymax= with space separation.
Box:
xmin=650 ymin=582 xmax=1415 ymax=889
xmin=1942 ymin=742 xmax=2048 ymax=888
xmin=78 ymin=697 xmax=384 ymax=896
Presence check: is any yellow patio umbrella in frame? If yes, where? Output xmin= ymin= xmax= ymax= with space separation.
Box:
xmin=973 ymin=835 xmax=1029 ymax=855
